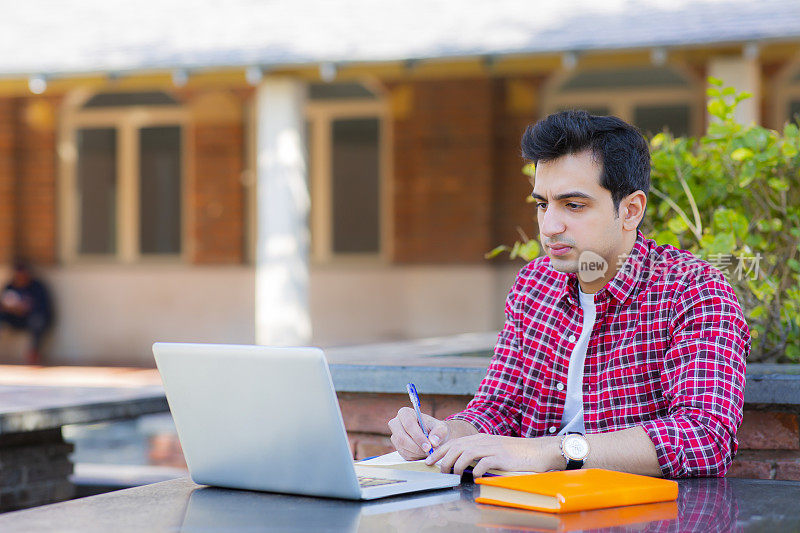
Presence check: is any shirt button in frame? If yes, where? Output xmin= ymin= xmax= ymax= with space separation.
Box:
xmin=548 ymin=426 xmax=557 ymax=434
xmin=569 ymin=334 xmax=576 ymax=343
xmin=556 ymin=382 xmax=565 ymax=391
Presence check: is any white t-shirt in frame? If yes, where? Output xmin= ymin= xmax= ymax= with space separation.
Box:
xmin=557 ymin=287 xmax=596 ymax=436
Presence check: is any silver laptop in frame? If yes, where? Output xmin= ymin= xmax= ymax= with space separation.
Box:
xmin=152 ymin=342 xmax=460 ymax=500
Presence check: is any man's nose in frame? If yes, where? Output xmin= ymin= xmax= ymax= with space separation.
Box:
xmin=539 ymin=205 xmax=566 ymax=237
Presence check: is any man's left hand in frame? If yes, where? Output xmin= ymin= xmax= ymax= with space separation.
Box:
xmin=424 ymin=433 xmax=562 ymax=477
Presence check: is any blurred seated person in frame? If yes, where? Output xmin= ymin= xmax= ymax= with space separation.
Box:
xmin=0 ymin=261 xmax=54 ymax=365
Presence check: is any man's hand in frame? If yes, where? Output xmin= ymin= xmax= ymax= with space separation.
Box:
xmin=423 ymin=433 xmax=562 ymax=477
xmin=388 ymin=407 xmax=450 ymax=460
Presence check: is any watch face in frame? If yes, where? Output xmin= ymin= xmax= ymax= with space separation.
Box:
xmin=563 ymin=434 xmax=589 ymax=460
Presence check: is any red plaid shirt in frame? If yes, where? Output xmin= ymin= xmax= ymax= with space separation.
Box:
xmin=448 ymin=230 xmax=750 ymax=478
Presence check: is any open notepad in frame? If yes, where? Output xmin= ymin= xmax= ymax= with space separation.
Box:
xmin=357 ymin=451 xmax=530 ymax=477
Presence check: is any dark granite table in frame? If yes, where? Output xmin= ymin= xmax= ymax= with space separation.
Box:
xmin=0 ymin=475 xmax=798 ymax=532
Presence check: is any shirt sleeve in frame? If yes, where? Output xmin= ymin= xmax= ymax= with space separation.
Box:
xmin=640 ymin=274 xmax=749 ymax=478
xmin=446 ymin=267 xmax=528 ymax=436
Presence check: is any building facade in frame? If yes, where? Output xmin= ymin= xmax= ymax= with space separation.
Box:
xmin=2 ymin=32 xmax=800 ymax=364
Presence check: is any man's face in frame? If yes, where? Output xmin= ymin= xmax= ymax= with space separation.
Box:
xmin=532 ymin=150 xmax=625 ymax=278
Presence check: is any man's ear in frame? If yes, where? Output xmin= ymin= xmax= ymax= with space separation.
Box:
xmin=620 ymin=191 xmax=647 ymax=230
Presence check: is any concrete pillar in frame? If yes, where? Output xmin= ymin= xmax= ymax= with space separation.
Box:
xmin=708 ymin=52 xmax=761 ymax=125
xmin=254 ymin=78 xmax=311 ymax=345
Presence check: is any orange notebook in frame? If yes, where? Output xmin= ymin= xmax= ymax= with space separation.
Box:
xmin=474 ymin=468 xmax=678 ymax=514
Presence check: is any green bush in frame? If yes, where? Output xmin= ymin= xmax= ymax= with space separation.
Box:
xmin=488 ymin=77 xmax=800 ymax=363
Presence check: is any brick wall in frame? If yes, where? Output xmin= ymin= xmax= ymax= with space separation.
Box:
xmin=0 ymin=90 xmax=250 ymax=267
xmin=388 ymin=76 xmax=544 ymax=264
xmin=189 ymin=123 xmax=245 ymax=264
xmin=15 ymin=97 xmax=59 ymax=265
xmin=339 ymin=392 xmax=800 ymax=480
xmin=185 ymin=89 xmax=249 ymax=264
xmin=390 ymin=78 xmax=496 ymax=263
xmin=0 ymin=428 xmax=74 ymax=512
xmin=726 ymin=410 xmax=800 ymax=480
xmin=0 ymin=96 xmax=60 ymax=266
xmin=0 ymin=99 xmax=16 ymax=264
xmin=339 ymin=392 xmax=472 ymax=460
xmin=490 ymin=77 xmax=545 ymax=257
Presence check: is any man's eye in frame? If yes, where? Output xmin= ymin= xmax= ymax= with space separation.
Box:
xmin=567 ymin=203 xmax=584 ymax=210
xmin=536 ymin=203 xmax=547 ymax=210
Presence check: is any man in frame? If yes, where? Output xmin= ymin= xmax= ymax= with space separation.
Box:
xmin=388 ymin=110 xmax=749 ymax=479
xmin=0 ymin=261 xmax=54 ymax=365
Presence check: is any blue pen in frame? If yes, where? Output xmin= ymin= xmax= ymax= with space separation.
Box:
xmin=406 ymin=382 xmax=433 ymax=455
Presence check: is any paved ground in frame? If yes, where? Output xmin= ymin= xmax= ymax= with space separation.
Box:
xmin=0 ymin=365 xmax=162 ymax=388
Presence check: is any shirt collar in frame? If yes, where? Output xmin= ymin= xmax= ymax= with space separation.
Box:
xmin=552 ymin=230 xmax=649 ymax=306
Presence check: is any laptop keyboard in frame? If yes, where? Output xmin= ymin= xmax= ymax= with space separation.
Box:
xmin=357 ymin=475 xmax=407 ymax=488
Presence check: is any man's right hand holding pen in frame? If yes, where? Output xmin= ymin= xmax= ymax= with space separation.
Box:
xmin=387 ymin=407 xmax=478 ymax=460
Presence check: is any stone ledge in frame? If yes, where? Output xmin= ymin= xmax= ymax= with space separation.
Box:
xmin=330 ymin=365 xmax=484 ymax=395
xmin=330 ymin=362 xmax=800 ymax=406
xmin=744 ymin=365 xmax=800 ymax=406
xmin=0 ymin=385 xmax=168 ymax=435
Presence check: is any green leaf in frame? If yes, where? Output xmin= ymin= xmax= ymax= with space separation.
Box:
xmin=656 ymin=230 xmax=681 ymax=248
xmin=522 ymin=163 xmax=535 ymax=177
xmin=743 ymin=128 xmax=769 ymax=150
xmin=768 ymin=178 xmax=789 ymax=192
xmin=738 ymin=174 xmax=754 ymax=187
xmin=484 ymin=245 xmax=509 ymax=259
xmin=713 ymin=208 xmax=748 ymax=240
xmin=708 ymin=100 xmax=727 ymax=119
xmin=786 ymin=344 xmax=800 ymax=362
xmin=731 ymin=148 xmax=754 ymax=162
xmin=518 ymin=240 xmax=541 ymax=261
xmin=650 ymin=133 xmax=667 ymax=149
xmin=705 ymin=232 xmax=736 ymax=256
xmin=708 ymin=76 xmax=723 ymax=86
xmin=782 ymin=141 xmax=798 ymax=158
xmin=667 ymin=216 xmax=689 ymax=234
xmin=738 ymin=161 xmax=756 ymax=187
xmin=749 ymin=305 xmax=767 ymax=320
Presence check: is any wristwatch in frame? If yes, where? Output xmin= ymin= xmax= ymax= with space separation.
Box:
xmin=560 ymin=432 xmax=590 ymax=470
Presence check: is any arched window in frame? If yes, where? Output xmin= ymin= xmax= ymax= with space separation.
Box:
xmin=304 ymin=82 xmax=389 ymax=262
xmin=61 ymin=91 xmax=187 ymax=262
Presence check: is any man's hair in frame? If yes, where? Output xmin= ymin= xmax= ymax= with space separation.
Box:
xmin=520 ymin=110 xmax=650 ymax=220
